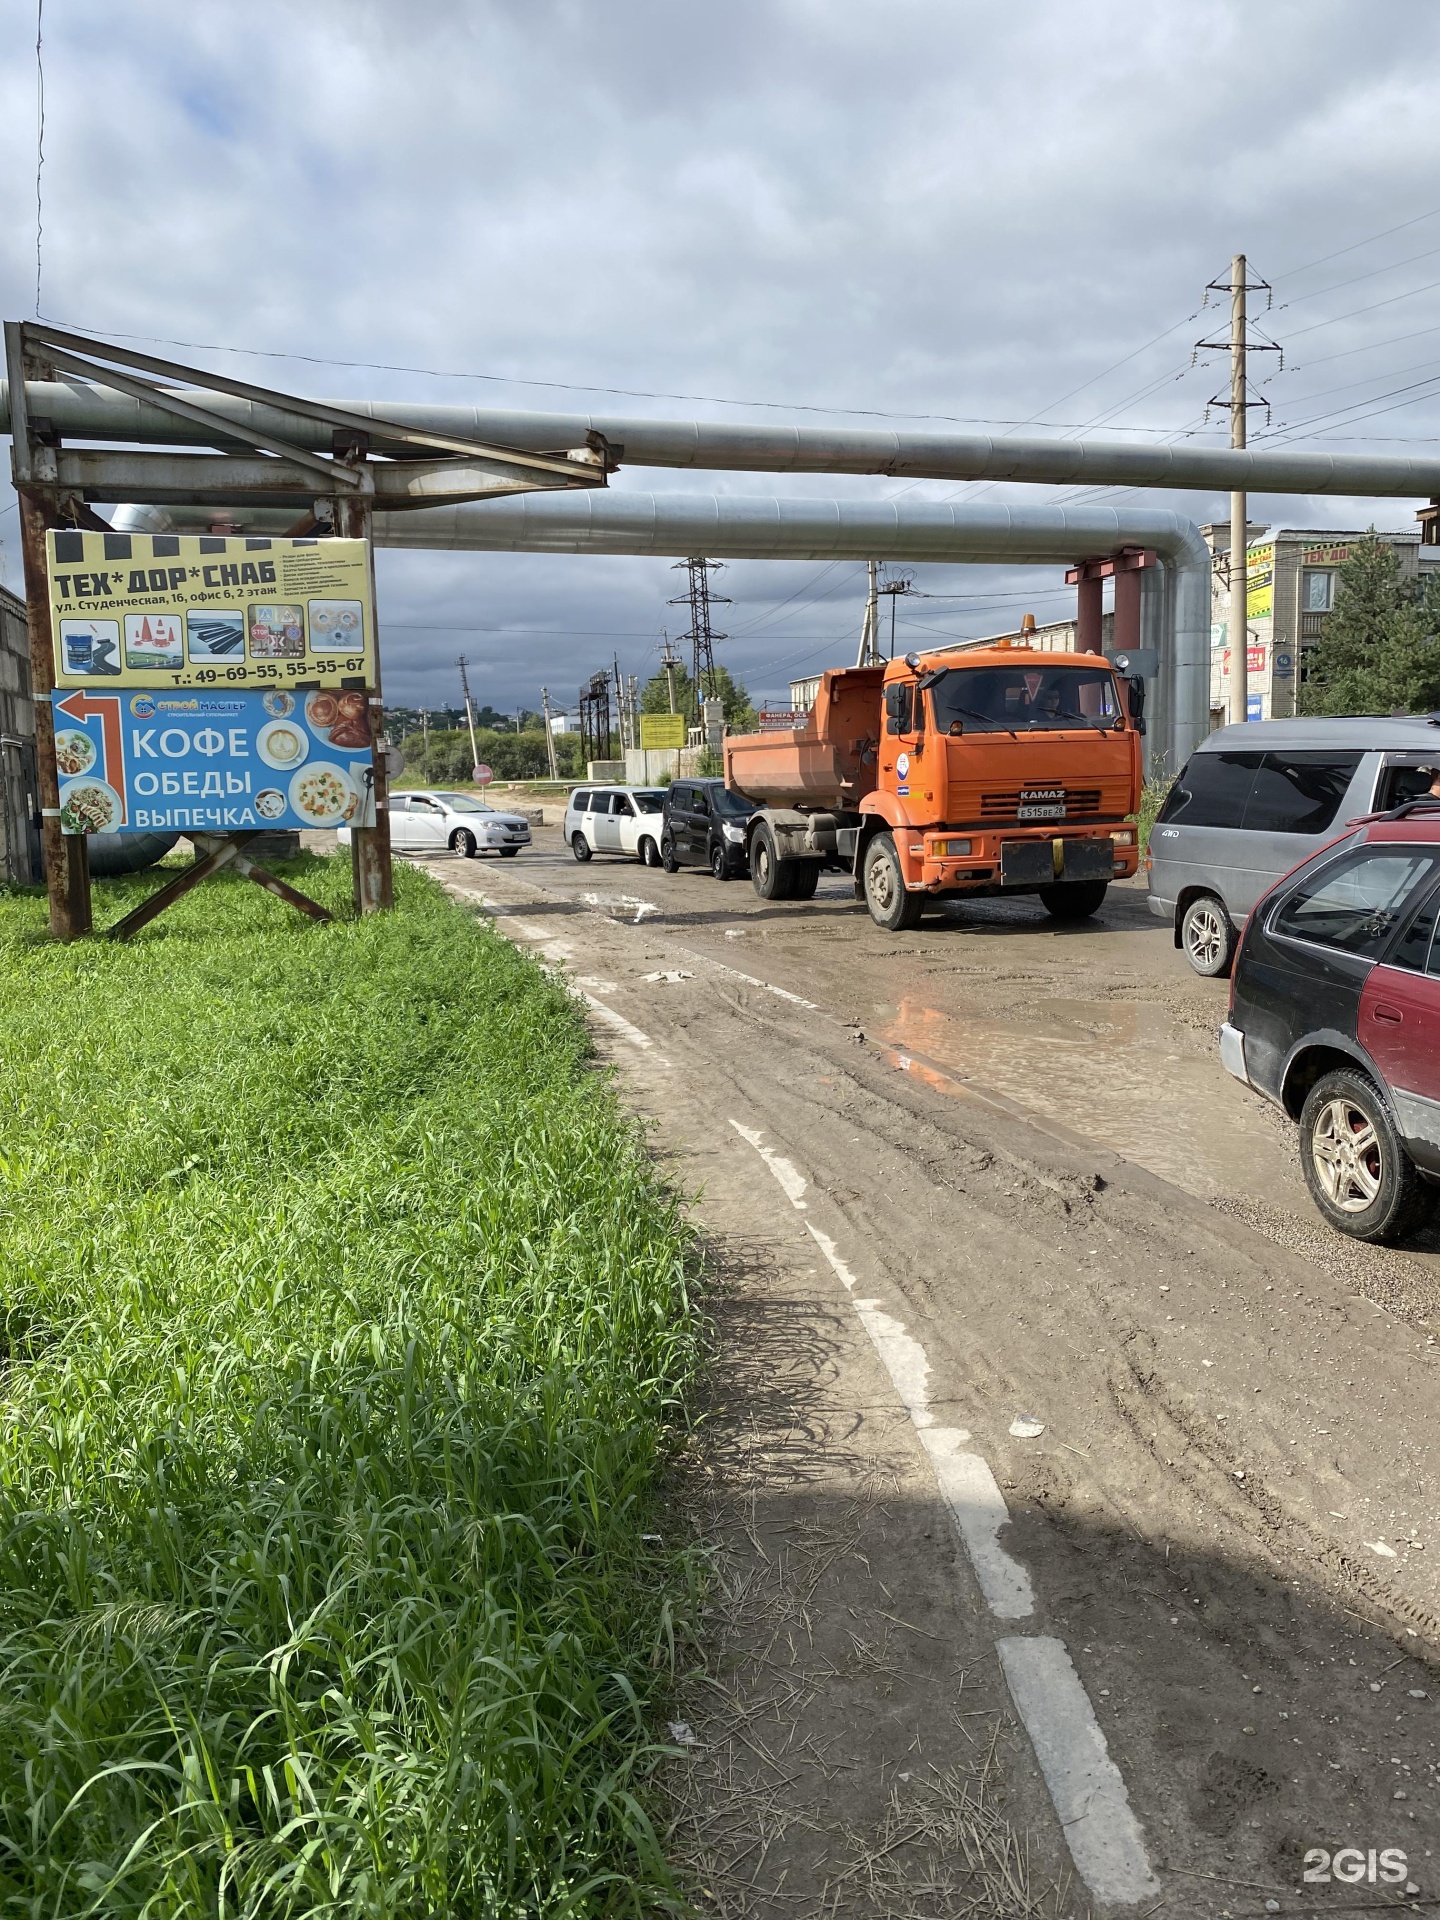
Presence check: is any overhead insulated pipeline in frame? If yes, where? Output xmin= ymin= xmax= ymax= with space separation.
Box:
xmin=6 ymin=381 xmax=1440 ymax=496
xmin=374 ymin=492 xmax=1211 ymax=770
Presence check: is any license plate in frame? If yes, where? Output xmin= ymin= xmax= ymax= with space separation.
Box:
xmin=1017 ymin=803 xmax=1065 ymax=820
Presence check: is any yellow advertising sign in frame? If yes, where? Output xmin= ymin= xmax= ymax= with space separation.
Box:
xmin=49 ymin=531 xmax=376 ymax=690
xmin=1245 ymin=543 xmax=1274 ymax=621
xmin=639 ymin=711 xmax=687 ymax=750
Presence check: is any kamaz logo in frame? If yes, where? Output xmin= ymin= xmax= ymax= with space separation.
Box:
xmin=1020 ymin=788 xmax=1065 ymax=802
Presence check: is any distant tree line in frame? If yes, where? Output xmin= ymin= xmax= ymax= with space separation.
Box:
xmin=395 ymin=727 xmax=585 ymax=784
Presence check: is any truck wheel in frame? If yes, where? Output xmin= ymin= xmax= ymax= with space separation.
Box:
xmin=863 ymin=832 xmax=923 ymax=931
xmin=789 ymin=861 xmax=820 ymax=900
xmin=1179 ymin=893 xmax=1235 ymax=976
xmin=1039 ymin=880 xmax=1107 ymax=921
xmin=750 ymin=823 xmax=793 ymax=900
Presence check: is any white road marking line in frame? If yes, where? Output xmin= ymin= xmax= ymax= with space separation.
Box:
xmin=582 ymin=993 xmax=656 ymax=1052
xmin=918 ymin=1431 xmax=1034 ymax=1619
xmin=733 ymin=1125 xmax=1034 ymax=1619
xmin=805 ymin=1219 xmax=1031 ymax=1618
xmin=715 ymin=962 xmax=819 ymax=1010
xmin=731 ymin=1117 xmax=1159 ymax=1903
xmin=728 ymin=1119 xmax=809 ymax=1209
xmin=996 ymin=1637 xmax=1159 ymax=1905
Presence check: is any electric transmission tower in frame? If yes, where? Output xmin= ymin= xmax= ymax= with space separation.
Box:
xmin=668 ymin=557 xmax=730 ymax=718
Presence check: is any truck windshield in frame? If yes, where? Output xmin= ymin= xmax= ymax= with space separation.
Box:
xmin=930 ymin=665 xmax=1121 ymax=733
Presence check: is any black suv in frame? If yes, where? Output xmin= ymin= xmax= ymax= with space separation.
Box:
xmin=661 ymin=779 xmax=756 ymax=880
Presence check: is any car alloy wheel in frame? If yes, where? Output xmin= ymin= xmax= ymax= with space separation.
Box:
xmin=638 ymin=836 xmax=660 ymax=868
xmin=451 ymin=828 xmax=477 ymax=858
xmin=1298 ymin=1067 xmax=1436 ymax=1244
xmin=711 ymin=842 xmax=730 ymax=881
xmin=1181 ymin=894 xmax=1234 ymax=977
xmin=1309 ymin=1094 xmax=1382 ymax=1212
xmin=661 ymin=834 xmax=679 ymax=874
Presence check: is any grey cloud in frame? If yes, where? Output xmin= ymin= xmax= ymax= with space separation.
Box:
xmin=1 ymin=0 xmax=1438 ymax=708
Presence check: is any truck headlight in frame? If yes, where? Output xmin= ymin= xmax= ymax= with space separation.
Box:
xmin=1111 ymin=829 xmax=1135 ymax=846
xmin=722 ymin=821 xmax=745 ymax=842
xmin=931 ymin=838 xmax=972 ymax=857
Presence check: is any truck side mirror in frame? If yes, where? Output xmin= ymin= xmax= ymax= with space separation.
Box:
xmin=884 ymin=683 xmax=914 ymax=736
xmin=1128 ymin=674 xmax=1147 ymax=737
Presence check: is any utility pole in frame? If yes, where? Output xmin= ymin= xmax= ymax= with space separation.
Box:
xmin=854 ymin=561 xmax=878 ymax=666
xmin=421 ymin=707 xmax=429 ymax=758
xmin=1197 ymin=255 xmax=1279 ymax=727
xmin=456 ymin=654 xmax=480 ymax=772
xmin=878 ymin=570 xmax=913 ymax=660
xmin=660 ymin=629 xmax=682 ymax=714
xmin=540 ymin=686 xmax=560 ymax=780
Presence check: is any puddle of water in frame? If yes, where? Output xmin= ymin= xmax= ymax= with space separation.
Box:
xmin=877 ymin=995 xmax=1294 ymax=1203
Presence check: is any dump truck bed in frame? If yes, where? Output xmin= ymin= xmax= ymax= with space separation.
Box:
xmin=725 ymin=665 xmax=886 ymax=809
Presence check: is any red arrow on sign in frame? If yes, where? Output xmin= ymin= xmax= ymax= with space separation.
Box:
xmin=54 ymin=690 xmax=126 ymax=824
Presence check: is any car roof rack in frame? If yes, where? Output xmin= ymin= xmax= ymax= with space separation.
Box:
xmin=1370 ymin=796 xmax=1440 ymax=822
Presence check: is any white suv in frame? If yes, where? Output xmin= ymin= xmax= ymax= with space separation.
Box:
xmin=564 ymin=786 xmax=668 ymax=865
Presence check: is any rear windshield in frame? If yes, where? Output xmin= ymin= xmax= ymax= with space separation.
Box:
xmin=930 ymin=664 xmax=1121 ymax=733
xmin=1157 ymin=750 xmax=1361 ymax=834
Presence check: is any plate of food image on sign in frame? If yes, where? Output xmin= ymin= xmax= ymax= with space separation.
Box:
xmin=289 ymin=763 xmax=359 ymax=828
xmin=59 ymin=778 xmax=122 ymax=834
xmin=54 ymin=729 xmax=97 ymax=777
xmin=304 ymin=688 xmax=372 ymax=751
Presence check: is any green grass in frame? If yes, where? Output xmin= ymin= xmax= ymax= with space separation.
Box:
xmin=1133 ymin=771 xmax=1176 ymax=856
xmin=0 ymin=859 xmax=698 ymax=1916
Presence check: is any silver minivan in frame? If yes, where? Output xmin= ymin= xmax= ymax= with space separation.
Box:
xmin=1149 ymin=716 xmax=1440 ymax=974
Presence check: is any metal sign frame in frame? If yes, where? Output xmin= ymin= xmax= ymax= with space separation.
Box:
xmin=5 ymin=321 xmax=611 ymax=940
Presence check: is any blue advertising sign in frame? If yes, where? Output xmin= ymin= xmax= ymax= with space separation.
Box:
xmin=1247 ymin=692 xmax=1264 ymax=721
xmin=51 ymin=687 xmax=377 ymax=836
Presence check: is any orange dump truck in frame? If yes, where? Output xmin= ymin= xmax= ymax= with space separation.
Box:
xmin=724 ymin=646 xmax=1144 ymax=930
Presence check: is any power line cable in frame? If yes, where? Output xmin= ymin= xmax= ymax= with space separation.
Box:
xmin=34 ymin=0 xmax=44 ymax=318
xmin=1271 ymin=206 xmax=1440 ymax=283
xmin=1274 ymin=241 xmax=1440 ymax=311
xmin=1286 ymin=274 xmax=1440 ymax=340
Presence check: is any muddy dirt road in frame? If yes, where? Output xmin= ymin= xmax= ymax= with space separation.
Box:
xmin=431 ymin=833 xmax=1440 ymax=1916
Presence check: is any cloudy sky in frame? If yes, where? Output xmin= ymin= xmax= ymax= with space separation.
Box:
xmin=4 ymin=0 xmax=1440 ymax=714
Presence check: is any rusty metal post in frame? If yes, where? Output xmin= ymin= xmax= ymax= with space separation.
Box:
xmin=333 ymin=485 xmax=392 ymax=913
xmin=1112 ymin=563 xmax=1142 ymax=659
xmin=17 ymin=490 xmax=91 ymax=937
xmin=1075 ymin=569 xmax=1104 ymax=653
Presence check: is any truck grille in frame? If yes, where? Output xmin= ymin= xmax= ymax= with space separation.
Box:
xmin=979 ymin=789 xmax=1102 ymax=818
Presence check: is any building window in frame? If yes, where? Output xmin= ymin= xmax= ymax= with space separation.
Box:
xmin=1303 ymin=569 xmax=1335 ymax=612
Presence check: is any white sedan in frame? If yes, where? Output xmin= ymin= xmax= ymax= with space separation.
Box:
xmin=341 ymin=790 xmax=532 ymax=858
xmin=563 ymin=785 xmax=668 ymax=865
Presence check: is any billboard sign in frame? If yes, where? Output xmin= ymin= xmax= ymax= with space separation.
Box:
xmin=1246 ymin=544 xmax=1274 ymax=621
xmin=48 ymin=531 xmax=375 ymax=690
xmin=639 ymin=712 xmax=687 ymax=750
xmin=53 ymin=686 xmax=377 ymax=836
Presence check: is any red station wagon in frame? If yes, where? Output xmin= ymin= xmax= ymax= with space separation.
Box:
xmin=1221 ymin=802 xmax=1440 ymax=1243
